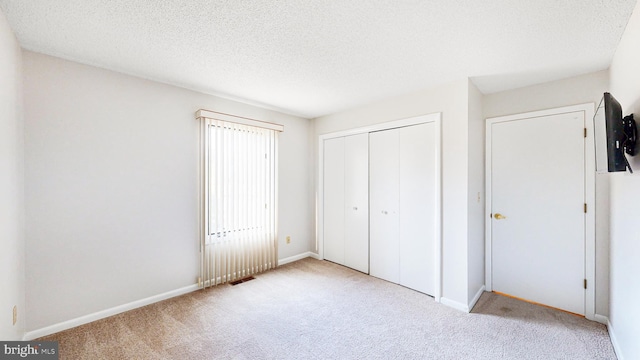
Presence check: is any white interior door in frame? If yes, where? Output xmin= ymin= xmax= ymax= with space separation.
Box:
xmin=399 ymin=123 xmax=436 ymax=295
xmin=323 ymin=137 xmax=345 ymax=265
xmin=369 ymin=129 xmax=400 ymax=283
xmin=490 ymin=111 xmax=585 ymax=315
xmin=344 ymin=133 xmax=369 ymax=273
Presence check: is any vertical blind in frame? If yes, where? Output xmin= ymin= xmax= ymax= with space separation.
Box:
xmin=197 ymin=110 xmax=282 ymax=287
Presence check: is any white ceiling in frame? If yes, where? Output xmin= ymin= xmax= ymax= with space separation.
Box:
xmin=0 ymin=1 xmax=637 ymax=118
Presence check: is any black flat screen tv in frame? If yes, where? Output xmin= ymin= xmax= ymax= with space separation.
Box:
xmin=603 ymin=92 xmax=637 ymax=173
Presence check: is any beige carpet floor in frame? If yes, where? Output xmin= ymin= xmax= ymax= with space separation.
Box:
xmin=39 ymin=258 xmax=616 ymax=359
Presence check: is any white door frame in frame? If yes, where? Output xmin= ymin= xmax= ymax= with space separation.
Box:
xmin=317 ymin=113 xmax=442 ymax=301
xmin=485 ymin=103 xmax=596 ymax=320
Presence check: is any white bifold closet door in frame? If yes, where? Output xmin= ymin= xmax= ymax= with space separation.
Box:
xmin=369 ymin=129 xmax=400 ymax=282
xmin=344 ymin=134 xmax=369 ymax=272
xmin=323 ymin=137 xmax=346 ymax=265
xmin=323 ymin=133 xmax=369 ymax=273
xmin=370 ymin=122 xmax=436 ymax=295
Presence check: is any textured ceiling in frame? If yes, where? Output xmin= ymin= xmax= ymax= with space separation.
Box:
xmin=0 ymin=0 xmax=637 ymax=118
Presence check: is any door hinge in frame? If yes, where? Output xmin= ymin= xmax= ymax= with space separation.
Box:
xmin=584 ymin=203 xmax=587 ymax=213
xmin=584 ymin=279 xmax=587 ymax=289
xmin=584 ymin=128 xmax=587 ymax=138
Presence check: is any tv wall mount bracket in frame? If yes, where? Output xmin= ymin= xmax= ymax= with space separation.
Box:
xmin=622 ymin=114 xmax=637 ymax=156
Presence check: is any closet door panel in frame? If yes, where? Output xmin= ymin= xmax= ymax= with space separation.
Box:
xmin=399 ymin=123 xmax=437 ymax=295
xmin=344 ymin=133 xmax=369 ymax=273
xmin=369 ymin=129 xmax=400 ymax=283
xmin=323 ymin=137 xmax=345 ymax=265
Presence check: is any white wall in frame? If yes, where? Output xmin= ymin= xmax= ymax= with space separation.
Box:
xmin=22 ymin=51 xmax=312 ymax=332
xmin=483 ymin=71 xmax=609 ymax=119
xmin=313 ymin=79 xmax=474 ymax=309
xmin=467 ymin=80 xmax=485 ymax=304
xmin=0 ymin=8 xmax=25 ymax=341
xmin=483 ymin=70 xmax=610 ymax=318
xmin=608 ymin=2 xmax=640 ymax=358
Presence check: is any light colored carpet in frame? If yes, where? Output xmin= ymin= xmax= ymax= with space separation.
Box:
xmin=39 ymin=258 xmax=616 ymax=359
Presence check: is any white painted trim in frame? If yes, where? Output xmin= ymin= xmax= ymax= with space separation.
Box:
xmin=278 ymin=251 xmax=319 ymax=265
xmin=23 ymin=284 xmax=199 ymax=340
xmin=485 ymin=116 xmax=493 ymax=292
xmin=319 ymin=114 xmax=441 ymax=140
xmin=274 ymin=132 xmax=280 ymax=266
xmin=440 ymin=297 xmax=471 ymax=312
xmin=196 ymin=109 xmax=284 ymax=132
xmin=468 ymin=285 xmax=486 ymax=312
xmin=484 ymin=103 xmax=596 ymax=320
xmin=434 ymin=117 xmax=443 ymax=302
xmin=594 ymin=314 xmax=609 ymax=325
xmin=485 ymin=104 xmax=594 ymax=123
xmin=583 ymin=104 xmax=597 ymax=322
xmin=317 ymin=113 xmax=443 ymax=300
xmin=607 ymin=319 xmax=624 ymax=360
xmin=440 ymin=286 xmax=485 ymax=313
xmin=317 ymin=137 xmax=325 ymax=260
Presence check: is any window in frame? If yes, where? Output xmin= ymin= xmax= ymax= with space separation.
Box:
xmin=197 ymin=110 xmax=282 ymax=287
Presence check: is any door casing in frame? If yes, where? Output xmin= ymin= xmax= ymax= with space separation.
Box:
xmin=485 ymin=103 xmax=596 ymax=321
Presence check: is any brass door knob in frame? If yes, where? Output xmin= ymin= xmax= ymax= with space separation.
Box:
xmin=494 ymin=213 xmax=506 ymax=220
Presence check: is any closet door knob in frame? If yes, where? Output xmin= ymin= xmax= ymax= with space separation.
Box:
xmin=382 ymin=210 xmax=388 ymax=214
xmin=353 ymin=207 xmax=358 ymax=210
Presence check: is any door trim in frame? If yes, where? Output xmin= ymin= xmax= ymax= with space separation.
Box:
xmin=485 ymin=103 xmax=596 ymax=320
xmin=317 ymin=113 xmax=442 ymax=301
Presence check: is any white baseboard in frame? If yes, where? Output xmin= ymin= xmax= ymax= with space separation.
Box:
xmin=440 ymin=286 xmax=486 ymax=313
xmin=593 ymin=315 xmax=623 ymax=359
xmin=23 ymin=253 xmax=321 ymax=340
xmin=469 ymin=285 xmax=486 ymax=311
xmin=607 ymin=319 xmax=624 ymax=360
xmin=23 ymin=284 xmax=199 ymax=341
xmin=440 ymin=297 xmax=470 ymax=312
xmin=279 ymin=251 xmax=319 ymax=265
xmin=594 ymin=314 xmax=609 ymax=325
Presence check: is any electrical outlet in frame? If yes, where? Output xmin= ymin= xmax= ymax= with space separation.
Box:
xmin=286 ymin=236 xmax=291 ymax=244
xmin=13 ymin=306 xmax=17 ymax=326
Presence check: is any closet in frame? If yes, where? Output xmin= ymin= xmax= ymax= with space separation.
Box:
xmin=322 ymin=118 xmax=438 ymax=296
xmin=370 ymin=123 xmax=436 ymax=295
xmin=323 ymin=133 xmax=369 ymax=273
